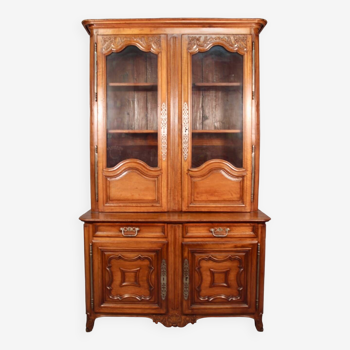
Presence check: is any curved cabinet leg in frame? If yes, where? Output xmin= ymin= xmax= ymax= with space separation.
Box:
xmin=86 ymin=314 xmax=96 ymax=332
xmin=254 ymin=313 xmax=263 ymax=332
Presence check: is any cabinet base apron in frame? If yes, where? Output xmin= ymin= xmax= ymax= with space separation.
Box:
xmin=86 ymin=313 xmax=264 ymax=332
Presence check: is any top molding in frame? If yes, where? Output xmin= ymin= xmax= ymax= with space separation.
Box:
xmin=82 ymin=18 xmax=267 ymax=35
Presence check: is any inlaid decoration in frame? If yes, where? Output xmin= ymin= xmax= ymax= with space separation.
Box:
xmin=196 ymin=254 xmax=244 ymax=302
xmin=106 ymin=254 xmax=154 ymax=301
xmin=101 ymin=35 xmax=161 ymax=54
xmin=187 ymin=35 xmax=247 ymax=53
xmin=182 ymin=102 xmax=189 ymax=161
xmin=161 ymin=103 xmax=167 ymax=161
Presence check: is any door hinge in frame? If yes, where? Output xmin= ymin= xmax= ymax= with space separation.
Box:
xmin=94 ymin=42 xmax=97 ymax=102
xmin=89 ymin=243 xmax=94 ymax=309
xmin=252 ymin=41 xmax=255 ymax=100
xmin=256 ymin=243 xmax=260 ymax=309
xmin=94 ymin=145 xmax=98 ymax=202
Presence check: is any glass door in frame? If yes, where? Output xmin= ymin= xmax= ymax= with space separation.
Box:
xmin=182 ymin=35 xmax=252 ymax=211
xmin=97 ymin=35 xmax=167 ymax=212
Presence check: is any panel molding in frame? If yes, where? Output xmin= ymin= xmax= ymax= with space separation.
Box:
xmin=106 ymin=254 xmax=154 ymax=301
xmin=103 ymin=159 xmax=162 ymax=206
xmin=196 ymin=254 xmax=244 ymax=302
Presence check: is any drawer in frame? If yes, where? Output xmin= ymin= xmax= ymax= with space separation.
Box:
xmin=93 ymin=224 xmax=166 ymax=238
xmin=183 ymin=224 xmax=257 ymax=238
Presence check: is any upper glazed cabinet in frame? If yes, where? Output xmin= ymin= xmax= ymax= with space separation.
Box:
xmin=86 ymin=19 xmax=264 ymax=213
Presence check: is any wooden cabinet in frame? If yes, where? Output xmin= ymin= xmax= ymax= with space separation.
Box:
xmin=80 ymin=18 xmax=270 ymax=332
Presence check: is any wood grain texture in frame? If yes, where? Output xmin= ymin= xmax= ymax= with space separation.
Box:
xmin=182 ymin=241 xmax=258 ymax=314
xmin=92 ymin=239 xmax=167 ymax=314
xmin=80 ymin=210 xmax=271 ymax=223
xmin=82 ymin=18 xmax=267 ymax=35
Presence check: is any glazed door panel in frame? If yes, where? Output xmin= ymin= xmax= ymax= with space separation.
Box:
xmin=93 ymin=239 xmax=168 ymax=314
xmin=96 ymin=35 xmax=168 ymax=212
xmin=182 ymin=241 xmax=257 ymax=314
xmin=181 ymin=35 xmax=253 ymax=212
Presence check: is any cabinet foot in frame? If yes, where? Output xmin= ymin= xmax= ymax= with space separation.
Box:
xmin=254 ymin=314 xmax=263 ymax=332
xmin=86 ymin=314 xmax=95 ymax=332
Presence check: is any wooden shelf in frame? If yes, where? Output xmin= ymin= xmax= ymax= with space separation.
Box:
xmin=109 ymin=83 xmax=157 ymax=87
xmin=193 ymin=82 xmax=241 ymax=87
xmin=108 ymin=130 xmax=158 ymax=134
xmin=108 ymin=140 xmax=158 ymax=146
xmin=192 ymin=130 xmax=242 ymax=133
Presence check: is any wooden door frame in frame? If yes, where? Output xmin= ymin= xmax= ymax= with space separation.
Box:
xmin=181 ymin=35 xmax=253 ymax=212
xmin=95 ymin=34 xmax=168 ymax=212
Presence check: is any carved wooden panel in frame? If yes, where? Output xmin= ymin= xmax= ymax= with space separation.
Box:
xmin=184 ymin=160 xmax=249 ymax=211
xmin=101 ymin=35 xmax=162 ymax=55
xmin=106 ymin=254 xmax=154 ymax=301
xmin=182 ymin=242 xmax=257 ymax=315
xmin=93 ymin=240 xmax=167 ymax=314
xmin=187 ymin=35 xmax=248 ymax=54
xmin=101 ymin=159 xmax=164 ymax=210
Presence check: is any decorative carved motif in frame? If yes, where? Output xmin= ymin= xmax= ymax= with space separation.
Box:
xmin=119 ymin=267 xmax=140 ymax=287
xmin=161 ymin=103 xmax=167 ymax=161
xmin=106 ymin=254 xmax=154 ymax=301
xmin=196 ymin=255 xmax=244 ymax=302
xmin=161 ymin=259 xmax=167 ymax=300
xmin=152 ymin=313 xmax=197 ymax=327
xmin=183 ymin=259 xmax=189 ymax=300
xmin=182 ymin=102 xmax=189 ymax=161
xmin=101 ymin=35 xmax=161 ymax=54
xmin=187 ymin=35 xmax=247 ymax=53
xmin=209 ymin=268 xmax=230 ymax=288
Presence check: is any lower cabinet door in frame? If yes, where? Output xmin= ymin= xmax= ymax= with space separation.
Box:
xmin=92 ymin=239 xmax=167 ymax=314
xmin=182 ymin=241 xmax=258 ymax=314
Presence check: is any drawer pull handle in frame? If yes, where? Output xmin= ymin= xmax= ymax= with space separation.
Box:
xmin=120 ymin=227 xmax=140 ymax=237
xmin=209 ymin=227 xmax=230 ymax=237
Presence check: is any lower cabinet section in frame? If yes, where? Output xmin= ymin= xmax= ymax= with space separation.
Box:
xmin=83 ymin=220 xmax=267 ymax=332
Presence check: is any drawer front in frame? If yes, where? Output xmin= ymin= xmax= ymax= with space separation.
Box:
xmin=94 ymin=224 xmax=166 ymax=238
xmin=184 ymin=224 xmax=257 ymax=238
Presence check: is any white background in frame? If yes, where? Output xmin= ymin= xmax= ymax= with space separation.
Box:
xmin=1 ymin=0 xmax=350 ymax=349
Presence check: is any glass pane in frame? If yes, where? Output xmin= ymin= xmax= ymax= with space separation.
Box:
xmin=191 ymin=46 xmax=243 ymax=168
xmin=106 ymin=46 xmax=158 ymax=168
